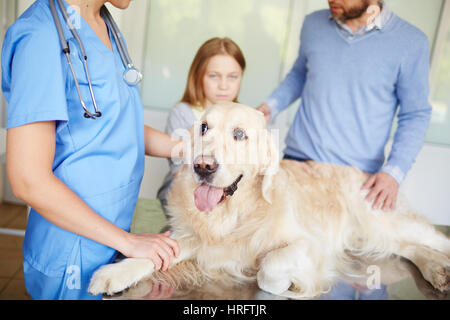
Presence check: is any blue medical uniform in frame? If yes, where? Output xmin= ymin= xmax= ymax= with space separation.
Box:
xmin=1 ymin=0 xmax=145 ymax=299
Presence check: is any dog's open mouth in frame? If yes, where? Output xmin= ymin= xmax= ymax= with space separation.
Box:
xmin=194 ymin=175 xmax=243 ymax=212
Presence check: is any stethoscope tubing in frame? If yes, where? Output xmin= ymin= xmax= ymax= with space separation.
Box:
xmin=101 ymin=6 xmax=142 ymax=86
xmin=50 ymin=0 xmax=101 ymax=118
xmin=101 ymin=6 xmax=131 ymax=66
xmin=49 ymin=0 xmax=141 ymax=119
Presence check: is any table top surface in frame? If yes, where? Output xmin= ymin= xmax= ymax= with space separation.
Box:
xmin=104 ymin=256 xmax=449 ymax=300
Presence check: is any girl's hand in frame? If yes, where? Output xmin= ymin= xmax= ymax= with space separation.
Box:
xmin=144 ymin=125 xmax=185 ymax=159
xmin=122 ymin=231 xmax=180 ymax=271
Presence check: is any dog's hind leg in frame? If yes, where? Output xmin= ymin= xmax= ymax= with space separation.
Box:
xmin=395 ymin=244 xmax=450 ymax=292
xmin=395 ymin=218 xmax=450 ymax=256
xmin=372 ymin=211 xmax=450 ymax=292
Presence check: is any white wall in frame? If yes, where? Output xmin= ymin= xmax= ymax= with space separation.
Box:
xmin=401 ymin=144 xmax=450 ymax=225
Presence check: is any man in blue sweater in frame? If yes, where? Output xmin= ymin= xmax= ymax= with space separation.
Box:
xmin=258 ymin=0 xmax=432 ymax=299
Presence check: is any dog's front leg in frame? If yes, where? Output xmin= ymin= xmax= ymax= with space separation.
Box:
xmin=88 ymin=237 xmax=195 ymax=296
xmin=257 ymin=241 xmax=327 ymax=299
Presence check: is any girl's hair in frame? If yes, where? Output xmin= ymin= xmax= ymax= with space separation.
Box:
xmin=181 ymin=37 xmax=246 ymax=108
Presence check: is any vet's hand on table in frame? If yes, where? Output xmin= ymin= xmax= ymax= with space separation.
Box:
xmin=122 ymin=231 xmax=180 ymax=271
xmin=256 ymin=104 xmax=271 ymax=123
xmin=362 ymin=172 xmax=399 ymax=211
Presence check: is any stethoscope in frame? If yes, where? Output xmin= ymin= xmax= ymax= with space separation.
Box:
xmin=49 ymin=0 xmax=143 ymax=119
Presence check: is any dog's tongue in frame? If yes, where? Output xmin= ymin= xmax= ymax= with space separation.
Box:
xmin=194 ymin=183 xmax=224 ymax=212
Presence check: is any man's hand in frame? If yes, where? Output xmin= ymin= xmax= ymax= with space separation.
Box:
xmin=257 ymin=104 xmax=271 ymax=123
xmin=362 ymin=172 xmax=399 ymax=211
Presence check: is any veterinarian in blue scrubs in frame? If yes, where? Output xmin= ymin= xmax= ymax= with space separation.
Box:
xmin=2 ymin=0 xmax=179 ymax=300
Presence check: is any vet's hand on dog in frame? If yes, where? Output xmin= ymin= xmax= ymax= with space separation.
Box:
xmin=123 ymin=231 xmax=180 ymax=271
xmin=362 ymin=172 xmax=399 ymax=211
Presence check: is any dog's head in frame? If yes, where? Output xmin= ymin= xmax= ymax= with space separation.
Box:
xmin=186 ymin=102 xmax=279 ymax=212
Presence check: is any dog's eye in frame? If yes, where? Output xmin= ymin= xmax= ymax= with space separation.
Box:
xmin=201 ymin=122 xmax=208 ymax=136
xmin=233 ymin=128 xmax=247 ymax=141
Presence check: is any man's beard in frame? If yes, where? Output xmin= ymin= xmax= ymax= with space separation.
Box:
xmin=333 ymin=0 xmax=370 ymax=21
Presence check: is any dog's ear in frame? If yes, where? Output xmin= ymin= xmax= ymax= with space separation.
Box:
xmin=259 ymin=129 xmax=280 ymax=204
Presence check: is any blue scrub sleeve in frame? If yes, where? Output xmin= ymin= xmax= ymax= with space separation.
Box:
xmin=2 ymin=24 xmax=69 ymax=129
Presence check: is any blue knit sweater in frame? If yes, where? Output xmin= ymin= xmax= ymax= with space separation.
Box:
xmin=266 ymin=9 xmax=432 ymax=184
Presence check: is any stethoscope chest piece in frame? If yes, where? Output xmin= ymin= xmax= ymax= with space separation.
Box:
xmin=123 ymin=66 xmax=143 ymax=86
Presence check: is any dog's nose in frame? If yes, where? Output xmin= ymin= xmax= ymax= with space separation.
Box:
xmin=194 ymin=156 xmax=219 ymax=178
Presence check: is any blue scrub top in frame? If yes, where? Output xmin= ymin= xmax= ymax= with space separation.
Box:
xmin=1 ymin=0 xmax=145 ymax=298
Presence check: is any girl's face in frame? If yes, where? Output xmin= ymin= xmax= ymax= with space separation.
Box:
xmin=202 ymin=55 xmax=243 ymax=108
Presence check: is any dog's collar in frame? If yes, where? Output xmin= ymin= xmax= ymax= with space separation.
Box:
xmin=223 ymin=174 xmax=243 ymax=197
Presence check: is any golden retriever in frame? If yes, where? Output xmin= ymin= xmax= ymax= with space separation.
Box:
xmin=89 ymin=102 xmax=450 ymax=299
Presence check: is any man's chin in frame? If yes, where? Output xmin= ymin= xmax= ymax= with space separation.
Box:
xmin=330 ymin=9 xmax=342 ymax=19
xmin=331 ymin=12 xmax=344 ymax=21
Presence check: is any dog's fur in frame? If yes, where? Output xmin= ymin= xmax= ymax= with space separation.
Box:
xmin=89 ymin=102 xmax=450 ymax=299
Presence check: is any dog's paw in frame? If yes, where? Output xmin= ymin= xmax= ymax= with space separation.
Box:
xmin=88 ymin=264 xmax=131 ymax=296
xmin=423 ymin=262 xmax=450 ymax=293
xmin=88 ymin=258 xmax=154 ymax=296
xmin=256 ymin=268 xmax=291 ymax=295
xmin=429 ymin=265 xmax=450 ymax=292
